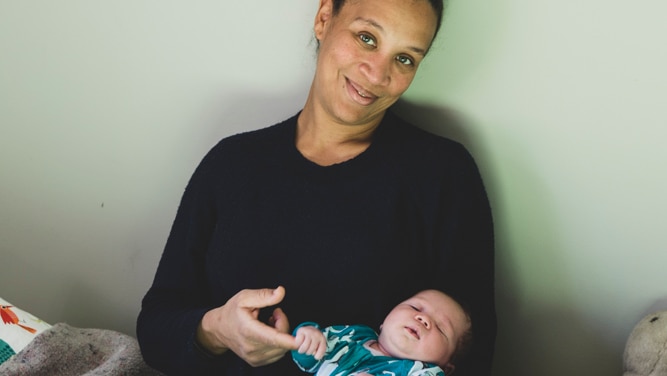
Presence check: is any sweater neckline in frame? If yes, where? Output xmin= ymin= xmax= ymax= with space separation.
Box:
xmin=285 ymin=111 xmax=393 ymax=173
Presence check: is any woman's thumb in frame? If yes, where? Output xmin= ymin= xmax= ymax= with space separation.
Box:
xmin=269 ymin=286 xmax=286 ymax=303
xmin=243 ymin=286 xmax=286 ymax=308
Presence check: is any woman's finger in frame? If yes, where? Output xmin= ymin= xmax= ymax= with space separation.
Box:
xmin=245 ymin=317 xmax=297 ymax=350
xmin=238 ymin=286 xmax=286 ymax=310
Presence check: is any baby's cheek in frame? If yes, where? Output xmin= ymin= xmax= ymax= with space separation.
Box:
xmin=425 ymin=336 xmax=450 ymax=364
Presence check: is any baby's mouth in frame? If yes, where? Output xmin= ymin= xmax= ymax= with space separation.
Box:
xmin=406 ymin=326 xmax=420 ymax=340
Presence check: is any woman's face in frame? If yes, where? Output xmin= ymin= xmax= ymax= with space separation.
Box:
xmin=311 ymin=0 xmax=437 ymax=126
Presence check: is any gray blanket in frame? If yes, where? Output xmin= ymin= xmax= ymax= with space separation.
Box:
xmin=0 ymin=323 xmax=164 ymax=375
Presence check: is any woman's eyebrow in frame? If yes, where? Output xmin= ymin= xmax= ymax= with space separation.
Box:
xmin=353 ymin=17 xmax=427 ymax=56
xmin=407 ymin=46 xmax=427 ymax=57
xmin=354 ymin=17 xmax=384 ymax=31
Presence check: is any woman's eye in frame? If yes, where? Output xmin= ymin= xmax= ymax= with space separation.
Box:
xmin=396 ymin=55 xmax=414 ymax=66
xmin=359 ymin=33 xmax=376 ymax=47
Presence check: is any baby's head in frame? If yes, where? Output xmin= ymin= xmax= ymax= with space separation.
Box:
xmin=377 ymin=289 xmax=472 ymax=374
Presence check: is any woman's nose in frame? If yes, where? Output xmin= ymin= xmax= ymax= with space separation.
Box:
xmin=360 ymin=55 xmax=391 ymax=86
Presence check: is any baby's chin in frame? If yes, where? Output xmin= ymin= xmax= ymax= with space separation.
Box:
xmin=378 ymin=342 xmax=421 ymax=362
xmin=383 ymin=344 xmax=446 ymax=367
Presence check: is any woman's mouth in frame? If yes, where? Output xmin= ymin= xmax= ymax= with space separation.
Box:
xmin=346 ymin=78 xmax=377 ymax=105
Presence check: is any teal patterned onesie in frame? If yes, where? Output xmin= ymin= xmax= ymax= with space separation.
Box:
xmin=291 ymin=322 xmax=445 ymax=376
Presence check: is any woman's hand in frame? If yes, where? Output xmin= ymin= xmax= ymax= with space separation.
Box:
xmin=196 ymin=286 xmax=297 ymax=367
xmin=294 ymin=325 xmax=327 ymax=360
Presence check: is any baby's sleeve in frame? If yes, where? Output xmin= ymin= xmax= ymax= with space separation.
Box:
xmin=291 ymin=322 xmax=324 ymax=373
xmin=408 ymin=362 xmax=446 ymax=376
xmin=291 ymin=323 xmax=366 ymax=373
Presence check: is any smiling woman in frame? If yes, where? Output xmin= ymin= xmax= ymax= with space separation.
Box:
xmin=302 ymin=0 xmax=437 ymax=138
xmin=136 ymin=0 xmax=496 ymax=375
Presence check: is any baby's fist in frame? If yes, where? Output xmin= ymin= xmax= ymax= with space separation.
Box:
xmin=294 ymin=326 xmax=327 ymax=360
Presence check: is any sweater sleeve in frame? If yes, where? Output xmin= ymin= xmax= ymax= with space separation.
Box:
xmin=136 ymin=145 xmax=230 ymax=374
xmin=436 ymin=146 xmax=496 ymax=376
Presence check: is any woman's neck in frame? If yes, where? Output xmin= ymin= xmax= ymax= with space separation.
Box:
xmin=296 ymin=103 xmax=382 ymax=166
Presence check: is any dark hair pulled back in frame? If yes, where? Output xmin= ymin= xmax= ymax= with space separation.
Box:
xmin=331 ymin=0 xmax=445 ymax=44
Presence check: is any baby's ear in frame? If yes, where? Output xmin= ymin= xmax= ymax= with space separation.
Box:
xmin=442 ymin=363 xmax=455 ymax=375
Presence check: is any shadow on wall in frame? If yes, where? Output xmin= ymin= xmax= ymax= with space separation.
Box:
xmin=646 ymin=297 xmax=667 ymax=316
xmin=486 ymin=130 xmax=627 ymax=375
xmin=489 ymin=133 xmax=623 ymax=375
xmin=392 ymin=2 xmax=626 ymax=374
xmin=392 ymin=99 xmax=480 ymax=148
xmin=499 ymin=302 xmax=619 ymax=375
xmin=392 ymin=99 xmax=625 ymax=375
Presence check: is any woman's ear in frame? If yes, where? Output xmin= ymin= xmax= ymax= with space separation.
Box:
xmin=314 ymin=0 xmax=334 ymax=41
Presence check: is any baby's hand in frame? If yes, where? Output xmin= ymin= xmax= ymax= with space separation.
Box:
xmin=294 ymin=326 xmax=327 ymax=360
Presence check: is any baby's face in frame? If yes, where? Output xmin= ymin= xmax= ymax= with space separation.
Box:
xmin=377 ymin=290 xmax=470 ymax=367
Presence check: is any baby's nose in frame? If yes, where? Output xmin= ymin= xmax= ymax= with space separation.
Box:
xmin=416 ymin=315 xmax=431 ymax=329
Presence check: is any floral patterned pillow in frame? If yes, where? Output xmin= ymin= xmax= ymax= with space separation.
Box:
xmin=0 ymin=297 xmax=51 ymax=365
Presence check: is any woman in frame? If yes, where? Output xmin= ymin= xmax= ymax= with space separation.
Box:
xmin=137 ymin=0 xmax=496 ymax=375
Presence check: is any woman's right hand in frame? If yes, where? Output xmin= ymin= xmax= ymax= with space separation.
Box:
xmin=196 ymin=286 xmax=297 ymax=367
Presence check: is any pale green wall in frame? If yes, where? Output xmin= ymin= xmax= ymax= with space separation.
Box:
xmin=1 ymin=1 xmax=666 ymax=375
xmin=409 ymin=1 xmax=667 ymax=374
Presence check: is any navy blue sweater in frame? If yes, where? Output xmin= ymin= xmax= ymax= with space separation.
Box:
xmin=137 ymin=110 xmax=495 ymax=375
